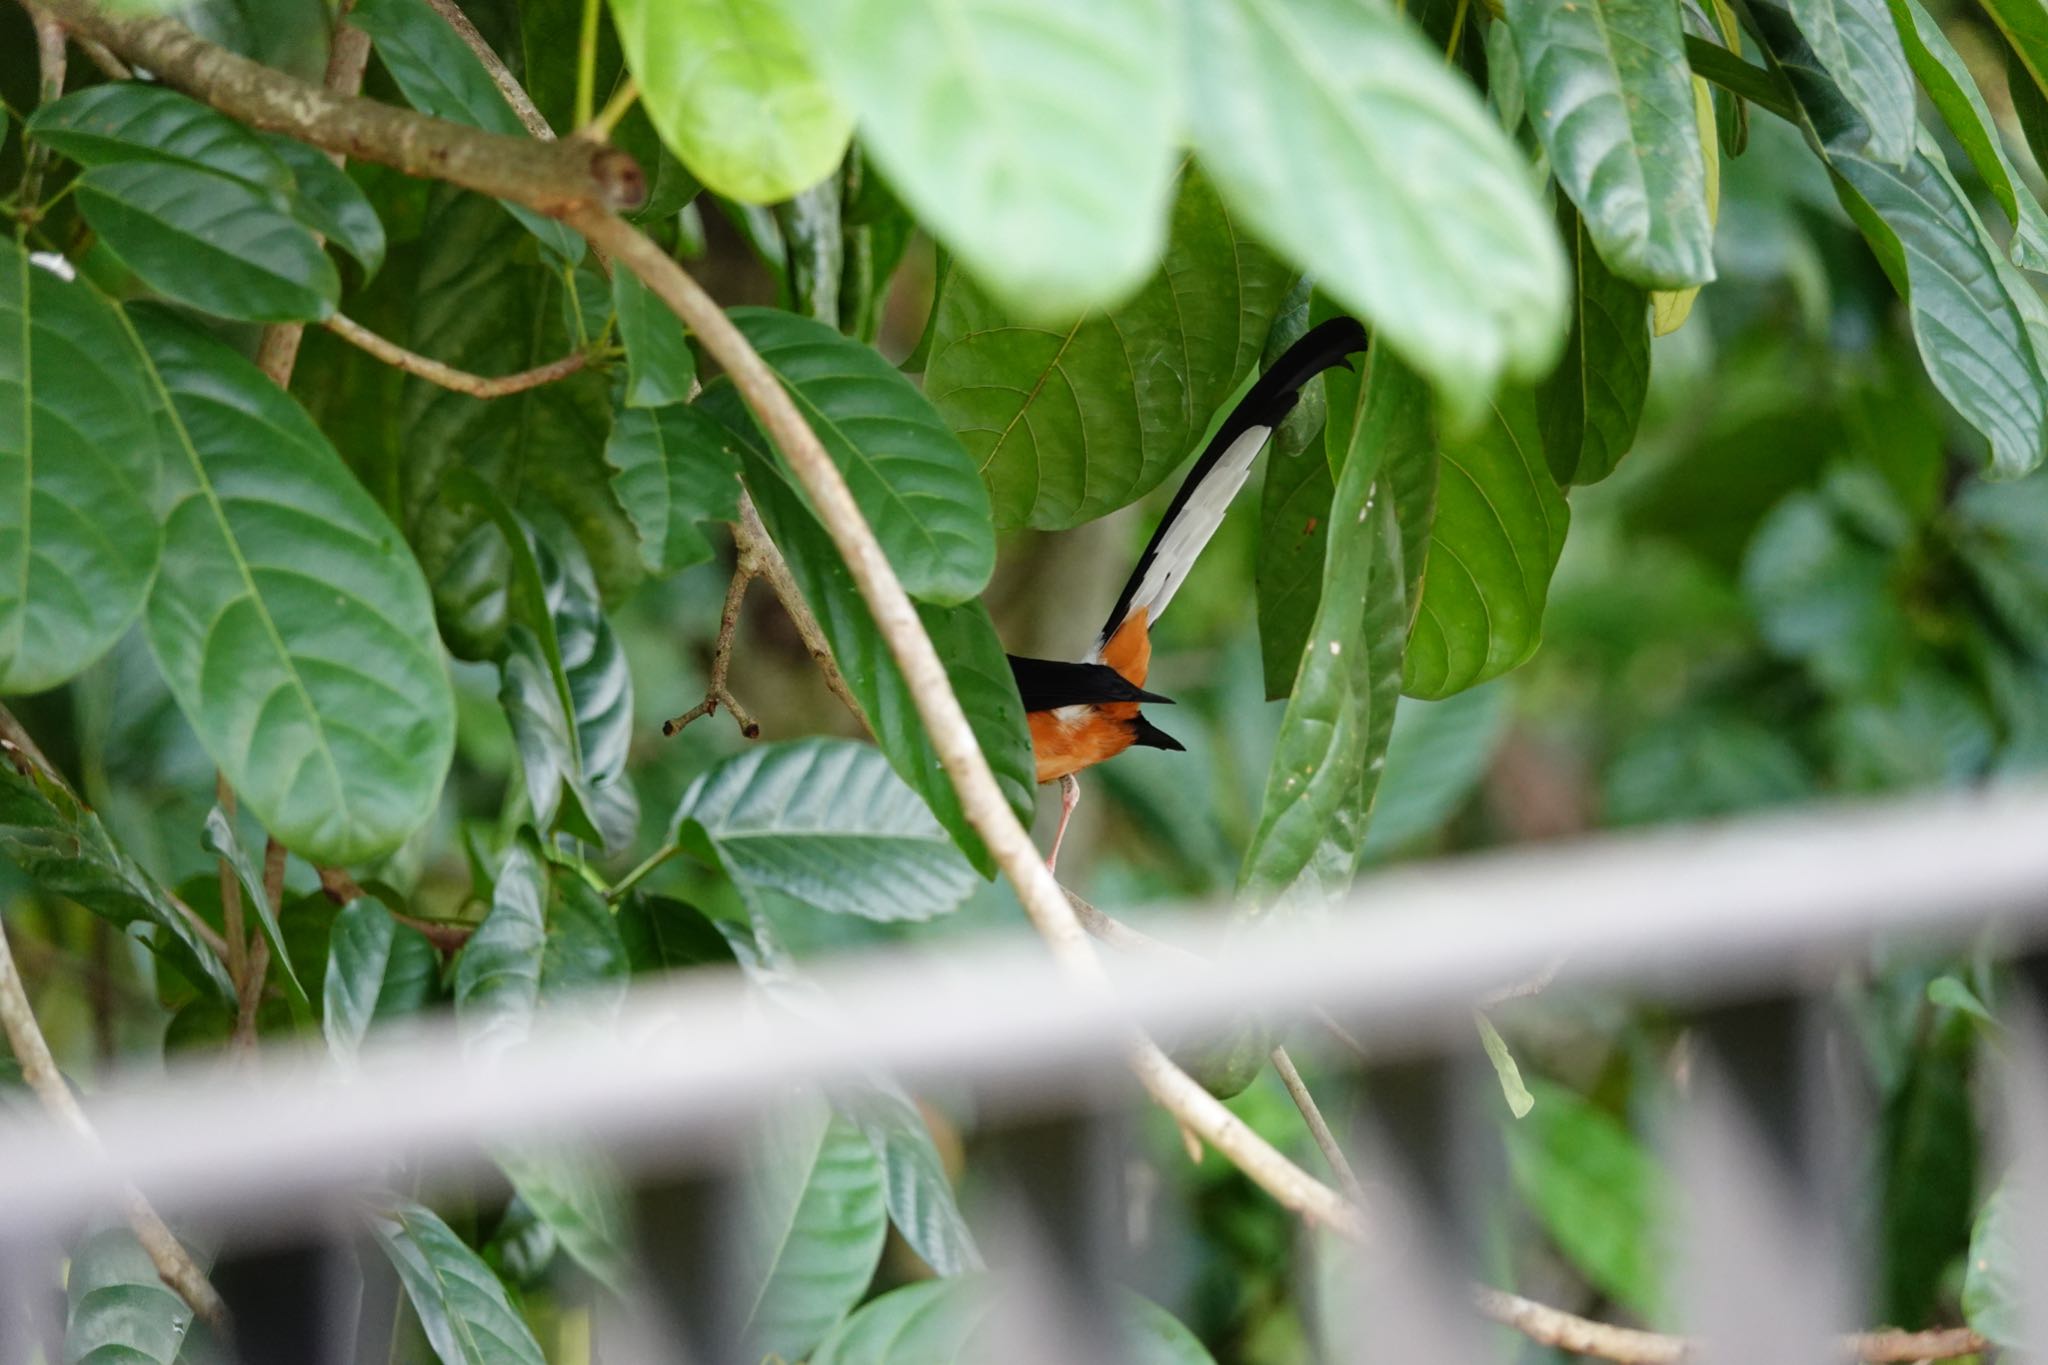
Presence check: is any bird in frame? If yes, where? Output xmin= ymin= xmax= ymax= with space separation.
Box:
xmin=1006 ymin=315 xmax=1371 ymax=870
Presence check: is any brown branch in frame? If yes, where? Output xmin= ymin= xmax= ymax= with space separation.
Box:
xmin=732 ymin=493 xmax=868 ymax=730
xmin=663 ymin=552 xmax=761 ymax=739
xmin=323 ymin=312 xmax=589 ymax=398
xmin=1472 ymin=1289 xmax=1985 ymax=1364
xmin=422 ymin=0 xmax=553 ymax=140
xmin=1270 ymin=1045 xmax=1364 ymax=1201
xmin=317 ymin=867 xmax=474 ymax=953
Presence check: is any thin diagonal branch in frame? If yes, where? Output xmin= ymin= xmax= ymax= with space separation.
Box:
xmin=324 ymin=313 xmax=589 ymax=397
xmin=423 ymin=0 xmax=553 ymax=139
xmin=731 ymin=493 xmax=868 ymax=730
xmin=663 ymin=551 xmax=760 ymax=739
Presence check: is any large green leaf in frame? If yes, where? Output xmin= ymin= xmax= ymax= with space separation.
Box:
xmin=731 ymin=308 xmax=994 ymax=604
xmin=1504 ymin=1078 xmax=1664 ymax=1317
xmin=1359 ymin=682 xmax=1511 ymax=861
xmin=783 ymin=0 xmax=1179 ymax=320
xmin=0 ymin=241 xmax=161 ymax=694
xmin=1786 ymin=0 xmax=1917 ymax=165
xmin=1505 ymin=0 xmax=1713 ymax=287
xmin=350 ymin=0 xmax=584 ymax=262
xmin=79 ymin=162 xmax=338 ymax=322
xmin=603 ymin=397 xmax=740 ymax=575
xmin=493 ymin=1146 xmax=635 ymax=1294
xmin=1539 ymin=203 xmax=1652 ymax=486
xmin=1184 ymin=0 xmax=1566 ymax=423
xmin=1404 ymin=390 xmax=1568 ymax=698
xmin=609 ymin=0 xmax=852 ymax=204
xmin=810 ymin=1277 xmax=1217 ymax=1364
xmin=1241 ymin=351 xmax=1421 ymax=904
xmin=132 ymin=308 xmax=455 ymax=864
xmin=323 ymin=895 xmax=437 ymax=1060
xmin=842 ymin=1086 xmax=983 ymax=1278
xmin=743 ymin=1099 xmax=889 ymax=1361
xmin=674 ymin=739 xmax=977 ymax=923
xmin=260 ymin=133 xmax=389 ymax=279
xmin=722 ymin=405 xmax=1034 ymax=875
xmin=926 ymin=166 xmax=1292 ymax=531
xmin=64 ymin=1226 xmax=223 ymax=1365
xmin=28 ymin=82 xmax=290 ymax=189
xmin=613 ymin=263 xmax=696 ymax=409
xmin=1754 ymin=0 xmax=2048 ymax=477
xmin=373 ymin=1200 xmax=548 ymax=1365
xmin=0 ymin=747 xmax=233 ymax=1002
xmin=454 ymin=843 xmax=547 ymax=1058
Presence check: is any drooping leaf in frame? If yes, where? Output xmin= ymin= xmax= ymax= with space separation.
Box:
xmin=1476 ymin=1013 xmax=1535 ymax=1118
xmin=1786 ymin=0 xmax=1915 ymax=164
xmin=721 ymin=406 xmax=1034 ymax=875
xmin=200 ymin=805 xmax=304 ymax=1004
xmin=841 ymin=1086 xmax=983 ymax=1277
xmin=1505 ymin=0 xmax=1714 ymax=287
xmin=1754 ymin=1 xmax=2048 ymax=478
xmin=1256 ymin=337 xmax=1337 ymax=701
xmin=64 ymin=1225 xmax=224 ymax=1365
xmin=0 ymin=240 xmax=161 ymax=694
xmin=260 ymin=133 xmax=389 ymax=279
xmin=1404 ymin=389 xmax=1569 ymax=698
xmin=28 ymin=82 xmax=293 ymax=191
xmin=1183 ymin=0 xmax=1567 ymax=423
xmin=1241 ymin=351 xmax=1421 ymax=904
xmin=1504 ymin=1078 xmax=1664 ymax=1317
xmin=373 ymin=1200 xmax=548 ymax=1365
xmin=1540 ymin=202 xmax=1652 ymax=487
xmin=809 ymin=1277 xmax=1218 ymax=1364
xmin=604 ymin=391 xmax=743 ymax=575
xmin=79 ymin=162 xmax=338 ymax=322
xmin=350 ymin=0 xmax=585 ymax=262
xmin=323 ymin=896 xmax=438 ymax=1060
xmin=0 ymin=747 xmax=230 ymax=1002
xmin=131 ymin=308 xmax=455 ymax=865
xmin=493 ymin=1146 xmax=635 ymax=1294
xmin=1359 ymin=682 xmax=1511 ymax=861
xmin=928 ymin=165 xmax=1292 ymax=531
xmin=1651 ymin=78 xmax=1722 ymax=335
xmin=783 ymin=0 xmax=1179 ymax=320
xmin=675 ymin=739 xmax=977 ymax=923
xmin=610 ymin=0 xmax=852 ymax=204
xmin=618 ymin=894 xmax=738 ymax=972
xmin=1963 ymin=1181 xmax=2025 ymax=1346
xmin=613 ymin=263 xmax=696 ymax=409
xmin=742 ymin=1099 xmax=889 ymax=1360
xmin=453 ymin=843 xmax=548 ymax=1058
xmin=731 ymin=307 xmax=995 ymax=603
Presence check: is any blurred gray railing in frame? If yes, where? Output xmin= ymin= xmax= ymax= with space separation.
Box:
xmin=4 ymin=783 xmax=2048 ymax=1362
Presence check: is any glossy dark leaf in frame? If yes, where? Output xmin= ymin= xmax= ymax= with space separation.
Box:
xmin=614 ymin=263 xmax=696 ymax=408
xmin=1540 ymin=203 xmax=1652 ymax=486
xmin=64 ymin=1225 xmax=224 ymax=1365
xmin=453 ymin=843 xmax=547 ymax=1058
xmin=810 ymin=1277 xmax=1216 ymax=1364
xmin=1787 ymin=0 xmax=1915 ymax=164
xmin=373 ymin=1200 xmax=547 ymax=1365
xmin=200 ymin=805 xmax=304 ymax=1004
xmin=926 ymin=166 xmax=1291 ymax=530
xmin=323 ymin=896 xmax=438 ymax=1060
xmin=79 ymin=162 xmax=337 ymax=322
xmin=675 ymin=739 xmax=977 ymax=922
xmin=618 ymin=894 xmax=737 ymax=972
xmin=493 ymin=1146 xmax=635 ymax=1293
xmin=1184 ymin=0 xmax=1566 ymax=422
xmin=0 ymin=241 xmax=161 ymax=694
xmin=1256 ymin=398 xmax=1335 ymax=700
xmin=350 ymin=0 xmax=584 ymax=262
xmin=742 ymin=1099 xmax=889 ymax=1360
xmin=603 ymin=398 xmax=740 ymax=575
xmin=732 ymin=307 xmax=994 ymax=604
xmin=133 ymin=308 xmax=455 ymax=864
xmin=1404 ymin=389 xmax=1568 ymax=698
xmin=841 ymin=1086 xmax=983 ymax=1277
xmin=28 ymin=82 xmax=292 ymax=191
xmin=539 ymin=878 xmax=628 ymax=1009
xmin=1505 ymin=0 xmax=1714 ymax=287
xmin=260 ymin=133 xmax=388 ymax=278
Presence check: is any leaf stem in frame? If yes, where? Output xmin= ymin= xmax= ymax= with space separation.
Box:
xmin=324 ymin=313 xmax=590 ymax=396
xmin=585 ymin=75 xmax=638 ymax=143
xmin=574 ymin=0 xmax=600 ymax=134
xmin=604 ymin=843 xmax=680 ymax=904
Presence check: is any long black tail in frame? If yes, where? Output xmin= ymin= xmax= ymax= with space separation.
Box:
xmin=1093 ymin=315 xmax=1369 ymax=654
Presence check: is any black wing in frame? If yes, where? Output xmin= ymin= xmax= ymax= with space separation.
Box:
xmin=1007 ymin=655 xmax=1175 ymax=711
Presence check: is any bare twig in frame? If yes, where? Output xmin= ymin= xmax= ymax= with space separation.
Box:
xmin=1270 ymin=1045 xmax=1364 ymax=1201
xmin=1472 ymin=1289 xmax=1985 ymax=1364
xmin=664 ymin=552 xmax=761 ymax=739
xmin=731 ymin=493 xmax=867 ymax=730
xmin=422 ymin=0 xmax=553 ymax=140
xmin=229 ymin=837 xmax=285 ymax=1050
xmin=324 ymin=313 xmax=589 ymax=398
xmin=21 ymin=6 xmax=67 ymax=211
xmin=316 ymin=867 xmax=473 ymax=953
xmin=214 ymin=775 xmax=247 ymax=998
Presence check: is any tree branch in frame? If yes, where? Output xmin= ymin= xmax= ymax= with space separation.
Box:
xmin=324 ymin=312 xmax=589 ymax=398
xmin=317 ymin=867 xmax=474 ymax=954
xmin=1472 ymin=1289 xmax=1985 ymax=1364
xmin=422 ymin=0 xmax=553 ymax=140
xmin=731 ymin=493 xmax=868 ymax=730
xmin=663 ymin=551 xmax=761 ymax=739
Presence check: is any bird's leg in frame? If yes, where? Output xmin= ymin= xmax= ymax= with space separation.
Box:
xmin=1046 ymin=773 xmax=1082 ymax=874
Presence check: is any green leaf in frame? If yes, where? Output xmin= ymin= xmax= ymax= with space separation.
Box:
xmin=675 ymin=739 xmax=978 ymax=922
xmin=1476 ymin=1012 xmax=1535 ymax=1118
xmin=1985 ymin=0 xmax=2048 ymax=132
xmin=1786 ymin=0 xmax=1915 ymax=164
xmin=1256 ymin=387 xmax=1336 ymax=700
xmin=64 ymin=1225 xmax=223 ymax=1365
xmin=1540 ymin=203 xmax=1651 ymax=486
xmin=1505 ymin=0 xmax=1714 ymax=287
xmin=1742 ymin=488 xmax=1911 ymax=693
xmin=1605 ymin=712 xmax=1813 ymax=822
xmin=810 ymin=1277 xmax=1218 ymax=1364
xmin=1404 ymin=389 xmax=1569 ymax=698
xmin=1754 ymin=2 xmax=2048 ymax=478
xmin=841 ymin=1086 xmax=982 ymax=1277
xmin=350 ymin=0 xmax=584 ymax=262
xmin=0 ymin=241 xmax=161 ymax=694
xmin=79 ymin=162 xmax=338 ymax=323
xmin=743 ymin=1099 xmax=889 ymax=1360
xmin=454 ymin=843 xmax=547 ymax=1057
xmin=1241 ymin=351 xmax=1420 ymax=904
xmin=493 ymin=1146 xmax=635 ymax=1293
xmin=1359 ymin=684 xmax=1510 ymax=861
xmin=260 ymin=133 xmax=388 ymax=279
xmin=1504 ymin=1077 xmax=1663 ymax=1317
xmin=610 ymin=0 xmax=852 ymax=204
xmin=928 ymin=165 xmax=1292 ymax=531
xmin=372 ymin=1200 xmax=548 ymax=1365
xmin=783 ymin=0 xmax=1179 ymax=319
xmin=323 ymin=896 xmax=437 ymax=1060
xmin=731 ymin=307 xmax=995 ymax=603
xmin=132 ymin=307 xmax=455 ymax=865
xmin=603 ymin=396 xmax=740 ymax=575
xmin=613 ymin=263 xmax=696 ymax=409
xmin=1184 ymin=0 xmax=1566 ymax=423
xmin=1964 ymin=1181 xmax=2024 ymax=1346
xmin=200 ymin=805 xmax=304 ymax=1004
xmin=0 ymin=747 xmax=233 ymax=1003
xmin=723 ymin=409 xmax=1033 ymax=875
xmin=28 ymin=82 xmax=293 ymax=191
xmin=1651 ymin=77 xmax=1722 ymax=335
xmin=618 ymin=894 xmax=737 ymax=972
xmin=1928 ymin=974 xmax=1999 ymax=1029
xmin=1877 ymin=1006 xmax=1978 ymax=1325
xmin=539 ymin=878 xmax=627 ymax=1007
